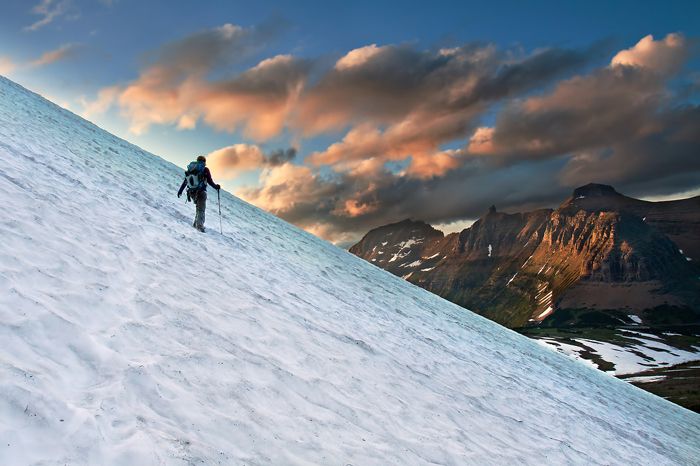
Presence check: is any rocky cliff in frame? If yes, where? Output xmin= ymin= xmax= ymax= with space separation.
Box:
xmin=350 ymin=184 xmax=700 ymax=328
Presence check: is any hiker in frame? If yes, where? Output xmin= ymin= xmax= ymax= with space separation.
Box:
xmin=177 ymin=155 xmax=220 ymax=232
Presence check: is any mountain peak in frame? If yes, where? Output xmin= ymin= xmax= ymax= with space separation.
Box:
xmin=572 ymin=183 xmax=621 ymax=198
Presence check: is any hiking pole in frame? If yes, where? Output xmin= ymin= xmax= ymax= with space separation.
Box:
xmin=218 ymin=189 xmax=223 ymax=235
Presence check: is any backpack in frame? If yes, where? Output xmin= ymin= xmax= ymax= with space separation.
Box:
xmin=185 ymin=161 xmax=207 ymax=196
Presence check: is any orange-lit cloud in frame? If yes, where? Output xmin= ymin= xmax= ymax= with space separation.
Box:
xmin=31 ymin=43 xmax=81 ymax=67
xmin=467 ymin=127 xmax=495 ymax=154
xmin=0 ymin=57 xmax=16 ymax=75
xmin=611 ymin=33 xmax=689 ymax=75
xmin=334 ymin=44 xmax=386 ymax=70
xmin=237 ymin=163 xmax=337 ymax=214
xmin=106 ymin=53 xmax=309 ymax=137
xmin=207 ymin=143 xmax=296 ymax=179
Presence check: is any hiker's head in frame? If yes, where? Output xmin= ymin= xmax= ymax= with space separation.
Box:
xmin=197 ymin=155 xmax=206 ymax=164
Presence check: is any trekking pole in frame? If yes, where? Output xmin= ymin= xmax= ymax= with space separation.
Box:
xmin=218 ymin=189 xmax=223 ymax=235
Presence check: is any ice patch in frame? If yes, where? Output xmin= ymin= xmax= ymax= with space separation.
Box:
xmin=488 ymin=244 xmax=492 ymax=258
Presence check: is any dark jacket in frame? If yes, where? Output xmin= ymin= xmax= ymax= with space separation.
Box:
xmin=178 ymin=167 xmax=218 ymax=197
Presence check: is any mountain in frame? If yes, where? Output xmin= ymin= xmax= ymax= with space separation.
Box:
xmin=350 ymin=184 xmax=700 ymax=328
xmin=2 ymin=76 xmax=700 ymax=464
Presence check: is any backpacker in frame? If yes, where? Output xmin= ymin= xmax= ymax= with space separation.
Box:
xmin=185 ymin=160 xmax=207 ymax=200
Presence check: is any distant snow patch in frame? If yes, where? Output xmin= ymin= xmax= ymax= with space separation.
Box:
xmin=537 ymin=306 xmax=554 ymax=319
xmin=388 ymin=238 xmax=421 ymax=262
xmin=628 ymin=315 xmax=642 ymax=324
xmin=488 ymin=244 xmax=492 ymax=257
xmin=625 ymin=375 xmax=667 ymax=383
xmin=402 ymin=260 xmax=423 ymax=268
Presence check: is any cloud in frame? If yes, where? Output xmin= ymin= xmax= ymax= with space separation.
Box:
xmin=558 ymin=104 xmax=700 ymax=192
xmin=24 ymin=0 xmax=71 ymax=32
xmin=611 ymin=33 xmax=689 ymax=75
xmin=238 ymin=163 xmax=340 ymax=215
xmin=465 ymin=36 xmax=689 ymax=161
xmin=303 ymin=43 xmax=597 ymax=178
xmin=83 ymin=22 xmax=304 ymax=136
xmin=114 ymin=53 xmax=310 ymax=136
xmin=207 ymin=144 xmax=296 ymax=178
xmin=31 ymin=43 xmax=81 ymax=67
xmin=78 ymin=85 xmax=120 ymax=119
xmin=334 ymin=44 xmax=386 ymax=70
xmin=0 ymin=57 xmax=16 ymax=75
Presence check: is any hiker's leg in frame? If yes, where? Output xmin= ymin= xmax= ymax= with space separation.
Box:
xmin=195 ymin=191 xmax=207 ymax=230
xmin=192 ymin=192 xmax=200 ymax=227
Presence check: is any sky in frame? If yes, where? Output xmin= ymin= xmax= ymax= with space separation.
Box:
xmin=1 ymin=0 xmax=699 ymax=245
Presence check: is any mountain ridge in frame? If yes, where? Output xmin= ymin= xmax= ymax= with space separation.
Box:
xmin=350 ymin=184 xmax=700 ymax=328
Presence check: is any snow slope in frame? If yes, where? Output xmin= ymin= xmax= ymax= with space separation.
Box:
xmin=0 ymin=76 xmax=699 ymax=465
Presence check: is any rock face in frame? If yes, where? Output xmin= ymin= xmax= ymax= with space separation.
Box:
xmin=350 ymin=184 xmax=700 ymax=328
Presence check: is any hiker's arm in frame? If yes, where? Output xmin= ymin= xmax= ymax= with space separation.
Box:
xmin=205 ymin=168 xmax=220 ymax=190
xmin=177 ymin=178 xmax=187 ymax=197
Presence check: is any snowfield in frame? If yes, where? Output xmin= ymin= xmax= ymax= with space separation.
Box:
xmin=1 ymin=76 xmax=699 ymax=465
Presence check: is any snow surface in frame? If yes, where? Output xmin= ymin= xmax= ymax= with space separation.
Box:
xmin=1 ymin=76 xmax=700 ymax=465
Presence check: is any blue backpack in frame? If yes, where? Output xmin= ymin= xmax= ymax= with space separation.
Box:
xmin=185 ymin=160 xmax=206 ymax=196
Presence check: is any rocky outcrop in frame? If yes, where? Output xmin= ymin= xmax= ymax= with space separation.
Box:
xmin=350 ymin=184 xmax=700 ymax=328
